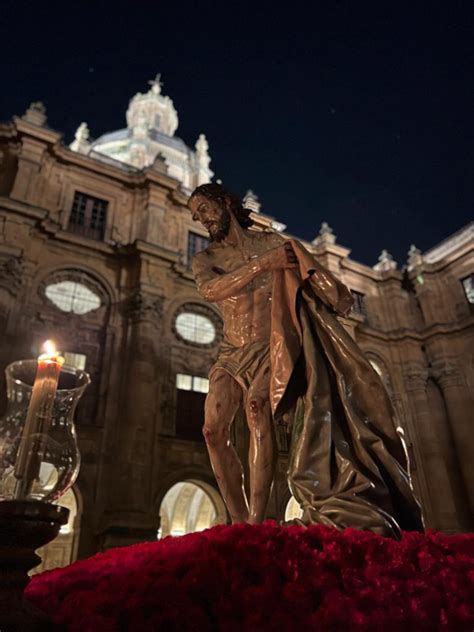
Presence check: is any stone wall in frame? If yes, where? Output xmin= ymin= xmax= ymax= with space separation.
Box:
xmin=0 ymin=110 xmax=472 ymax=564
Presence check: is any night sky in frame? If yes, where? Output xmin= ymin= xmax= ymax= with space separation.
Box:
xmin=1 ymin=2 xmax=473 ymax=266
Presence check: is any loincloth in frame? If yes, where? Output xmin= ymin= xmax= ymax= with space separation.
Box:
xmin=210 ymin=340 xmax=270 ymax=397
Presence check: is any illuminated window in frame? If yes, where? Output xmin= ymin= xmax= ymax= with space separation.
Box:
xmin=175 ymin=373 xmax=209 ymax=440
xmin=368 ymin=359 xmax=383 ymax=378
xmin=176 ymin=373 xmax=209 ymax=394
xmin=461 ymin=274 xmax=474 ymax=306
xmin=68 ymin=192 xmax=108 ymax=240
xmin=187 ymin=232 xmax=209 ymax=265
xmin=193 ymin=376 xmax=210 ymax=394
xmin=45 ymin=281 xmax=101 ymax=315
xmin=175 ymin=312 xmax=215 ymax=344
xmin=158 ymin=481 xmax=226 ymax=539
xmin=176 ymin=373 xmax=192 ymax=391
xmin=285 ymin=497 xmax=303 ymax=521
xmin=63 ymin=352 xmax=87 ymax=371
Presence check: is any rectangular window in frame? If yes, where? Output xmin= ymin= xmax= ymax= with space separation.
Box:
xmin=176 ymin=373 xmax=209 ymax=394
xmin=461 ymin=274 xmax=474 ymax=307
xmin=192 ymin=376 xmax=210 ymax=393
xmin=176 ymin=373 xmax=193 ymax=391
xmin=68 ymin=192 xmax=108 ymax=241
xmin=175 ymin=373 xmax=209 ymax=440
xmin=63 ymin=352 xmax=87 ymax=371
xmin=350 ymin=290 xmax=367 ymax=317
xmin=187 ymin=232 xmax=209 ymax=267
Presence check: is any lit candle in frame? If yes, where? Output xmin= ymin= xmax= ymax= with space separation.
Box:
xmin=13 ymin=340 xmax=64 ymax=499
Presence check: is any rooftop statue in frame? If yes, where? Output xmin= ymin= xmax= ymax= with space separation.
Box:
xmin=188 ymin=183 xmax=424 ymax=538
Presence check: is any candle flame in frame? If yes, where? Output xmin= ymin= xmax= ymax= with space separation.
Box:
xmin=39 ymin=340 xmax=64 ymax=365
xmin=42 ymin=340 xmax=57 ymax=357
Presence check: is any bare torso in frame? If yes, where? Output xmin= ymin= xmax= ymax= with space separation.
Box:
xmin=198 ymin=230 xmax=284 ymax=347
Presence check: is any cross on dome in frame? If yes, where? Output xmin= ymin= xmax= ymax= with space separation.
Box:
xmin=80 ymin=74 xmax=214 ymax=188
xmin=148 ymin=73 xmax=164 ymax=94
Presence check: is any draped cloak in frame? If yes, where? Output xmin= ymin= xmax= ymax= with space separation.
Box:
xmin=270 ymin=240 xmax=424 ymax=538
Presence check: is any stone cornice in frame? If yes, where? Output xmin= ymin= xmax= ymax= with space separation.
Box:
xmin=133 ymin=239 xmax=180 ymax=263
xmin=407 ymin=242 xmax=473 ymax=279
xmin=5 ymin=117 xmax=189 ymax=199
xmin=424 ymin=222 xmax=473 ymax=263
xmin=0 ymin=122 xmax=17 ymax=139
xmin=357 ymin=316 xmax=474 ymax=343
xmin=12 ymin=116 xmax=63 ymax=145
xmin=340 ymin=257 xmax=380 ymax=281
xmin=312 ymin=242 xmax=352 ymax=260
xmin=171 ymin=263 xmax=198 ymax=284
xmin=0 ymin=196 xmax=47 ymax=221
xmin=44 ymin=228 xmax=116 ymax=255
xmin=55 ymin=146 xmax=182 ymax=193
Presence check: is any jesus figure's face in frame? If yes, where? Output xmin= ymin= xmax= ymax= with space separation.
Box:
xmin=188 ymin=194 xmax=231 ymax=242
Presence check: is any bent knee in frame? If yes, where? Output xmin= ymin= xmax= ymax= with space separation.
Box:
xmin=202 ymin=423 xmax=228 ymax=446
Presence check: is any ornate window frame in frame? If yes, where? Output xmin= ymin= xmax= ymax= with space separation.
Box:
xmin=172 ymin=302 xmax=222 ymax=348
xmin=38 ymin=269 xmax=109 ymax=316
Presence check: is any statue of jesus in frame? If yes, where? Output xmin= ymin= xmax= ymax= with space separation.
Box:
xmin=188 ymin=183 xmax=423 ymax=538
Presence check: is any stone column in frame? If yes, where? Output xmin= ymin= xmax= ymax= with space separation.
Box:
xmin=431 ymin=357 xmax=474 ymax=516
xmin=402 ymin=362 xmax=460 ymax=531
xmin=0 ymin=255 xmax=26 ymax=406
xmin=101 ymin=289 xmax=164 ymax=549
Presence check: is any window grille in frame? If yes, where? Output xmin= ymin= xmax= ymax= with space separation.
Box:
xmin=68 ymin=191 xmax=108 ymax=240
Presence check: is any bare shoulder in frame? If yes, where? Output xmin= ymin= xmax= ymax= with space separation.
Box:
xmin=250 ymin=229 xmax=286 ymax=248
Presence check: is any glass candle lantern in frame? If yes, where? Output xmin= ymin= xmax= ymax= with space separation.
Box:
xmin=0 ymin=360 xmax=90 ymax=502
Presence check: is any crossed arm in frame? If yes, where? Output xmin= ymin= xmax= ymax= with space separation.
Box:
xmin=192 ymin=238 xmax=354 ymax=317
xmin=192 ymin=242 xmax=297 ymax=302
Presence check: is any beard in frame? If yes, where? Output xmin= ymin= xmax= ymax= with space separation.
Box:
xmin=208 ymin=208 xmax=231 ymax=242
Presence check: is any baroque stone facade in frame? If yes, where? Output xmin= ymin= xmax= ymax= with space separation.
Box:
xmin=0 ymin=86 xmax=472 ymax=568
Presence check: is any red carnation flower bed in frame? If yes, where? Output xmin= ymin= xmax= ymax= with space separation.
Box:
xmin=26 ymin=522 xmax=474 ymax=631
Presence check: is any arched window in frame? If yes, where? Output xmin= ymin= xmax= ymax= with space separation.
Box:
xmin=368 ymin=359 xmax=384 ymax=378
xmin=284 ymin=496 xmax=303 ymax=522
xmin=365 ymin=353 xmax=393 ymax=394
xmin=158 ymin=481 xmax=226 ymax=538
xmin=32 ymin=486 xmax=81 ymax=574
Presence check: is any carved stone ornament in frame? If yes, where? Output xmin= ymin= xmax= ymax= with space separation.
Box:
xmin=312 ymin=222 xmax=336 ymax=246
xmin=373 ymin=249 xmax=397 ymax=272
xmin=243 ymin=189 xmax=261 ymax=213
xmin=69 ymin=122 xmax=91 ymax=154
xmin=195 ymin=134 xmax=210 ymax=169
xmin=430 ymin=358 xmax=464 ymax=389
xmin=22 ymin=101 xmax=47 ymax=126
xmin=407 ymin=244 xmax=424 ymax=270
xmin=402 ymin=362 xmax=429 ymax=392
xmin=0 ymin=255 xmax=25 ymax=297
xmin=127 ymin=290 xmax=164 ymax=324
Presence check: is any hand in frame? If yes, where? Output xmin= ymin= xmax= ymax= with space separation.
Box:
xmin=259 ymin=242 xmax=298 ymax=272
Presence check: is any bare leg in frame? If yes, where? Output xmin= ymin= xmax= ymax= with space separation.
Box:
xmin=203 ymin=370 xmax=249 ymax=523
xmin=245 ymin=361 xmax=277 ymax=524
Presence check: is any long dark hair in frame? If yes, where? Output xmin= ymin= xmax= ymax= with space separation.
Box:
xmin=189 ymin=183 xmax=254 ymax=228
